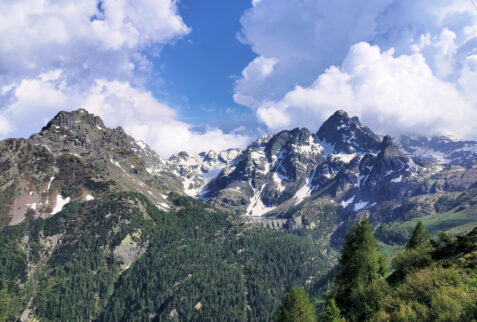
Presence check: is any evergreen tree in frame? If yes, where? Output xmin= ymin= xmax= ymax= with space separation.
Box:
xmin=274 ymin=287 xmax=317 ymax=322
xmin=406 ymin=221 xmax=430 ymax=250
xmin=377 ymin=254 xmax=389 ymax=278
xmin=331 ymin=218 xmax=378 ymax=320
xmin=322 ymin=298 xmax=344 ymax=322
xmin=389 ymin=221 xmax=432 ymax=284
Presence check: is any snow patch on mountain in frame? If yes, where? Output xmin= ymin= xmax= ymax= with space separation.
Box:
xmin=246 ymin=183 xmax=276 ymax=216
xmin=397 ymin=134 xmax=477 ymax=166
xmin=293 ymin=178 xmax=312 ymax=204
xmin=52 ymin=195 xmax=70 ymax=215
xmin=317 ymin=139 xmax=335 ymax=157
xmin=167 ymin=148 xmax=243 ymax=197
xmin=291 ymin=136 xmax=323 ymax=156
xmin=331 ymin=153 xmax=356 ymax=163
xmin=272 ymin=172 xmax=286 ymax=192
xmin=391 ymin=175 xmax=403 ymax=183
xmin=353 ymin=200 xmax=369 ymax=211
xmin=341 ymin=195 xmax=355 ymax=208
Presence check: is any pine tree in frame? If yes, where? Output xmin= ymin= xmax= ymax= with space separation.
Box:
xmin=406 ymin=221 xmax=430 ymax=250
xmin=389 ymin=221 xmax=432 ymax=284
xmin=274 ymin=287 xmax=317 ymax=322
xmin=377 ymin=254 xmax=389 ymax=278
xmin=322 ymin=298 xmax=344 ymax=322
xmin=331 ymin=218 xmax=378 ymax=320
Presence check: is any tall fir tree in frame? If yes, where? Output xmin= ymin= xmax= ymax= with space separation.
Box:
xmin=322 ymin=298 xmax=344 ymax=322
xmin=331 ymin=218 xmax=378 ymax=320
xmin=406 ymin=221 xmax=431 ymax=250
xmin=390 ymin=221 xmax=433 ymax=283
xmin=274 ymin=287 xmax=316 ymax=322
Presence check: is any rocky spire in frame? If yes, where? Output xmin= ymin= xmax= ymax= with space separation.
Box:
xmin=41 ymin=108 xmax=106 ymax=133
xmin=316 ymin=110 xmax=380 ymax=154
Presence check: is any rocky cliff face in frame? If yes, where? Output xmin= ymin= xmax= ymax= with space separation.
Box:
xmin=316 ymin=110 xmax=380 ymax=154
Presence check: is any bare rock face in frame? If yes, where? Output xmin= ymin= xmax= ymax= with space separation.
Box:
xmin=316 ymin=110 xmax=380 ymax=154
xmin=42 ymin=108 xmax=105 ymax=132
xmin=113 ymin=230 xmax=147 ymax=270
xmin=33 ymin=109 xmax=132 ymax=154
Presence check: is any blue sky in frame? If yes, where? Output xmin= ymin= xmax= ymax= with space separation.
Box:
xmin=0 ymin=0 xmax=476 ymax=157
xmin=154 ymin=0 xmax=255 ymax=127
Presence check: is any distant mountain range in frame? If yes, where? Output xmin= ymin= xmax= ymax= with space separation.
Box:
xmin=1 ymin=108 xmax=476 ymax=228
xmin=170 ymin=110 xmax=477 ymax=227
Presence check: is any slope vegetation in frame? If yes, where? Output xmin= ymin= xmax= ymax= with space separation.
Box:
xmin=0 ymin=192 xmax=335 ymax=321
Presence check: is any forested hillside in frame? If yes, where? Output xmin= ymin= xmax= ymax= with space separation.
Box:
xmin=0 ymin=192 xmax=336 ymax=321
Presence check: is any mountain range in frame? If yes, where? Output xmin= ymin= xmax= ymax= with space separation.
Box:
xmin=1 ymin=108 xmax=476 ymax=228
xmin=0 ymin=108 xmax=475 ymax=321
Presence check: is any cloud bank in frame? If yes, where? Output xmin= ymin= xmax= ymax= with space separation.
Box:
xmin=0 ymin=0 xmax=250 ymax=157
xmin=236 ymin=0 xmax=477 ymax=139
xmin=0 ymin=0 xmax=190 ymax=86
xmin=1 ymin=0 xmax=476 ymax=157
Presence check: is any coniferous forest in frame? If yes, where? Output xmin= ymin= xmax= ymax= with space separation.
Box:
xmin=0 ymin=192 xmax=336 ymax=321
xmin=2 ymin=189 xmax=475 ymax=321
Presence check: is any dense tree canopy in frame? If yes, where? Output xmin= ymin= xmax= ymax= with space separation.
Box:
xmin=0 ymin=193 xmax=334 ymax=321
xmin=322 ymin=298 xmax=344 ymax=322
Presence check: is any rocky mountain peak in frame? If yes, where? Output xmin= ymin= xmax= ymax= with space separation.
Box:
xmin=41 ymin=109 xmax=106 ymax=133
xmin=379 ymin=135 xmax=394 ymax=150
xmin=316 ymin=110 xmax=380 ymax=154
xmin=29 ymin=108 xmax=139 ymax=160
xmin=327 ymin=109 xmax=349 ymax=122
xmin=265 ymin=127 xmax=312 ymax=161
xmin=169 ymin=151 xmax=190 ymax=162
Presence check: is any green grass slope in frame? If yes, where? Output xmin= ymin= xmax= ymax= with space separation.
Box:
xmin=376 ymin=209 xmax=476 ymax=246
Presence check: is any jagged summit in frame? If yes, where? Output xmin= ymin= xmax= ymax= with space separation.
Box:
xmin=31 ymin=108 xmax=134 ymax=157
xmin=317 ymin=110 xmax=380 ymax=154
xmin=379 ymin=135 xmax=394 ymax=150
xmin=265 ymin=127 xmax=315 ymax=161
xmin=41 ymin=108 xmax=106 ymax=133
xmin=169 ymin=151 xmax=191 ymax=162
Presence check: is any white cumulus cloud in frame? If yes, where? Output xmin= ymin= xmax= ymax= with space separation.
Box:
xmin=0 ymin=0 xmax=190 ymax=88
xmin=236 ymin=0 xmax=477 ymax=139
xmin=0 ymin=0 xmax=252 ymax=156
xmin=83 ymin=80 xmax=251 ymax=157
xmin=234 ymin=56 xmax=278 ymax=107
xmin=256 ymin=42 xmax=476 ymax=138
